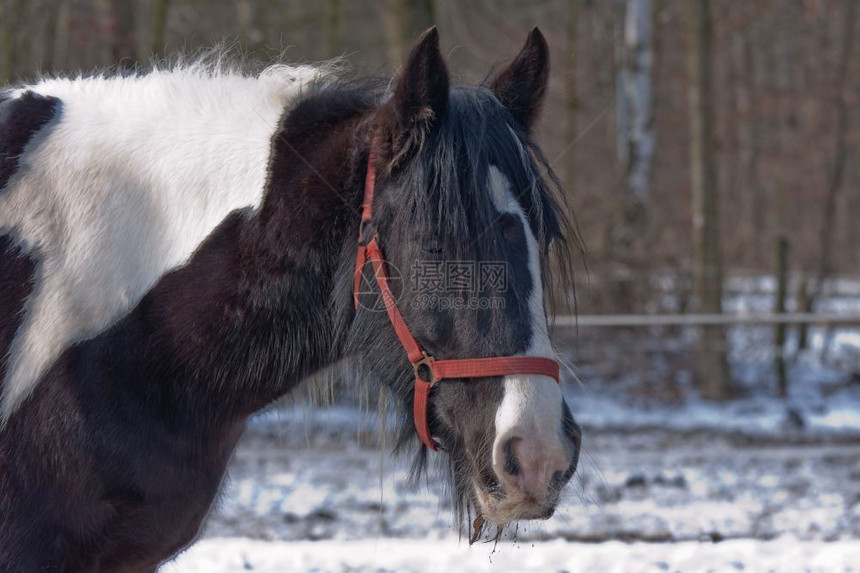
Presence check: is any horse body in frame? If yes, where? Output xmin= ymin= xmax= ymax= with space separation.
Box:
xmin=0 ymin=29 xmax=581 ymax=571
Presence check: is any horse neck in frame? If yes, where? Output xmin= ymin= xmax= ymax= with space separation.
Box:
xmin=145 ymin=104 xmax=369 ymax=424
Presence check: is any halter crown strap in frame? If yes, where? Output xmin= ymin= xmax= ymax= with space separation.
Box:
xmin=353 ymin=137 xmax=560 ymax=451
xmin=352 ymin=140 xmax=380 ymax=309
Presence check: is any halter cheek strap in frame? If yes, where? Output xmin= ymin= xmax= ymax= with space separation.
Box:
xmin=353 ymin=138 xmax=560 ymax=451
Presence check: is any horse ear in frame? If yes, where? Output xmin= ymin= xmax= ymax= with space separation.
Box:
xmin=384 ymin=27 xmax=449 ymax=167
xmin=490 ymin=27 xmax=550 ymax=132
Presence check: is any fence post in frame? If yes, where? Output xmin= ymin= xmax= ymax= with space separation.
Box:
xmin=775 ymin=237 xmax=789 ymax=397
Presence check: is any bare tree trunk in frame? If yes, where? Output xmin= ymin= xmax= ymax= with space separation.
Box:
xmin=850 ymin=180 xmax=860 ymax=270
xmin=683 ymin=0 xmax=734 ymax=400
xmin=770 ymin=16 xmax=793 ymax=395
xmin=237 ymin=0 xmax=252 ymax=46
xmin=565 ymin=0 xmax=579 ymax=196
xmin=799 ymin=0 xmax=856 ymax=344
xmin=381 ymin=0 xmax=407 ymax=69
xmin=151 ymin=0 xmax=170 ymax=59
xmin=381 ymin=0 xmax=435 ymax=69
xmin=610 ymin=0 xmax=655 ymax=313
xmin=733 ymin=32 xmax=763 ymax=267
xmin=323 ymin=0 xmax=342 ymax=59
xmin=774 ymin=236 xmax=789 ymax=397
xmin=235 ymin=0 xmax=264 ymax=53
xmin=109 ymin=0 xmax=137 ymax=69
xmin=773 ymin=143 xmax=789 ymax=395
xmin=0 ymin=1 xmax=9 ymax=85
xmin=41 ymin=0 xmax=63 ymax=73
xmin=52 ymin=0 xmax=70 ymax=71
xmin=0 ymin=0 xmax=27 ymax=85
xmin=620 ymin=0 xmax=655 ymax=204
xmin=614 ymin=0 xmax=629 ymax=172
xmin=550 ymin=0 xmax=580 ymax=314
xmin=796 ymin=271 xmax=811 ymax=351
xmin=409 ymin=0 xmax=434 ymax=37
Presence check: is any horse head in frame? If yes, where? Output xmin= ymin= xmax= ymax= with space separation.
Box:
xmin=347 ymin=28 xmax=581 ymax=533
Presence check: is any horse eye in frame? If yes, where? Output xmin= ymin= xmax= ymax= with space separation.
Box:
xmin=422 ymin=237 xmax=443 ymax=255
xmin=499 ymin=214 xmax=521 ymax=241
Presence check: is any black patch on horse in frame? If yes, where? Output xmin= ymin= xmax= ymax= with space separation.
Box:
xmin=0 ymin=237 xmax=36 ymax=385
xmin=0 ymin=91 xmax=61 ymax=192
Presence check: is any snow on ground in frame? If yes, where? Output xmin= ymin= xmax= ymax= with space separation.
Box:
xmin=165 ymin=537 xmax=860 ymax=573
xmin=162 ymin=401 xmax=860 ymax=571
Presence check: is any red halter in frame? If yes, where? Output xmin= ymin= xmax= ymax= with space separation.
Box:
xmin=353 ymin=139 xmax=560 ymax=451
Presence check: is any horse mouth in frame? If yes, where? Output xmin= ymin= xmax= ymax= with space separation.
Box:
xmin=472 ymin=479 xmax=559 ymax=526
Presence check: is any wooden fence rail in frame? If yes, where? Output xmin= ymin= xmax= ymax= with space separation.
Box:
xmin=551 ymin=313 xmax=860 ymax=328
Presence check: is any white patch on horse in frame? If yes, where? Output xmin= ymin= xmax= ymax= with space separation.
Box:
xmin=487 ymin=165 xmax=564 ymax=460
xmin=0 ymin=64 xmax=325 ymax=420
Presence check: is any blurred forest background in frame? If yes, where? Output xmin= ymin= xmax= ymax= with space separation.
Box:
xmin=1 ymin=0 xmax=858 ymax=403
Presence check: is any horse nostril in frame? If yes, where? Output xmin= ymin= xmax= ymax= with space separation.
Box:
xmin=503 ymin=438 xmax=521 ymax=477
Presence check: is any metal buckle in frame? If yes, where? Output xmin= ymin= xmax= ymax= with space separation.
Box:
xmin=412 ymin=352 xmax=439 ymax=387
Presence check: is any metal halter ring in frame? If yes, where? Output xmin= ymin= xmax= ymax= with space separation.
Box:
xmin=412 ymin=352 xmax=439 ymax=387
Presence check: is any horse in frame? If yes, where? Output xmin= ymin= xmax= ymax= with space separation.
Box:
xmin=0 ymin=27 xmax=581 ymax=571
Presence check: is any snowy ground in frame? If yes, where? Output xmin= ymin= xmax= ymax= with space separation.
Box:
xmin=164 ymin=397 xmax=860 ymax=571
xmin=166 ymin=537 xmax=860 ymax=573
xmin=166 ymin=284 xmax=860 ymax=572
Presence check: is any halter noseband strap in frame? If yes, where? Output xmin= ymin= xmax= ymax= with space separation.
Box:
xmin=353 ymin=137 xmax=560 ymax=451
